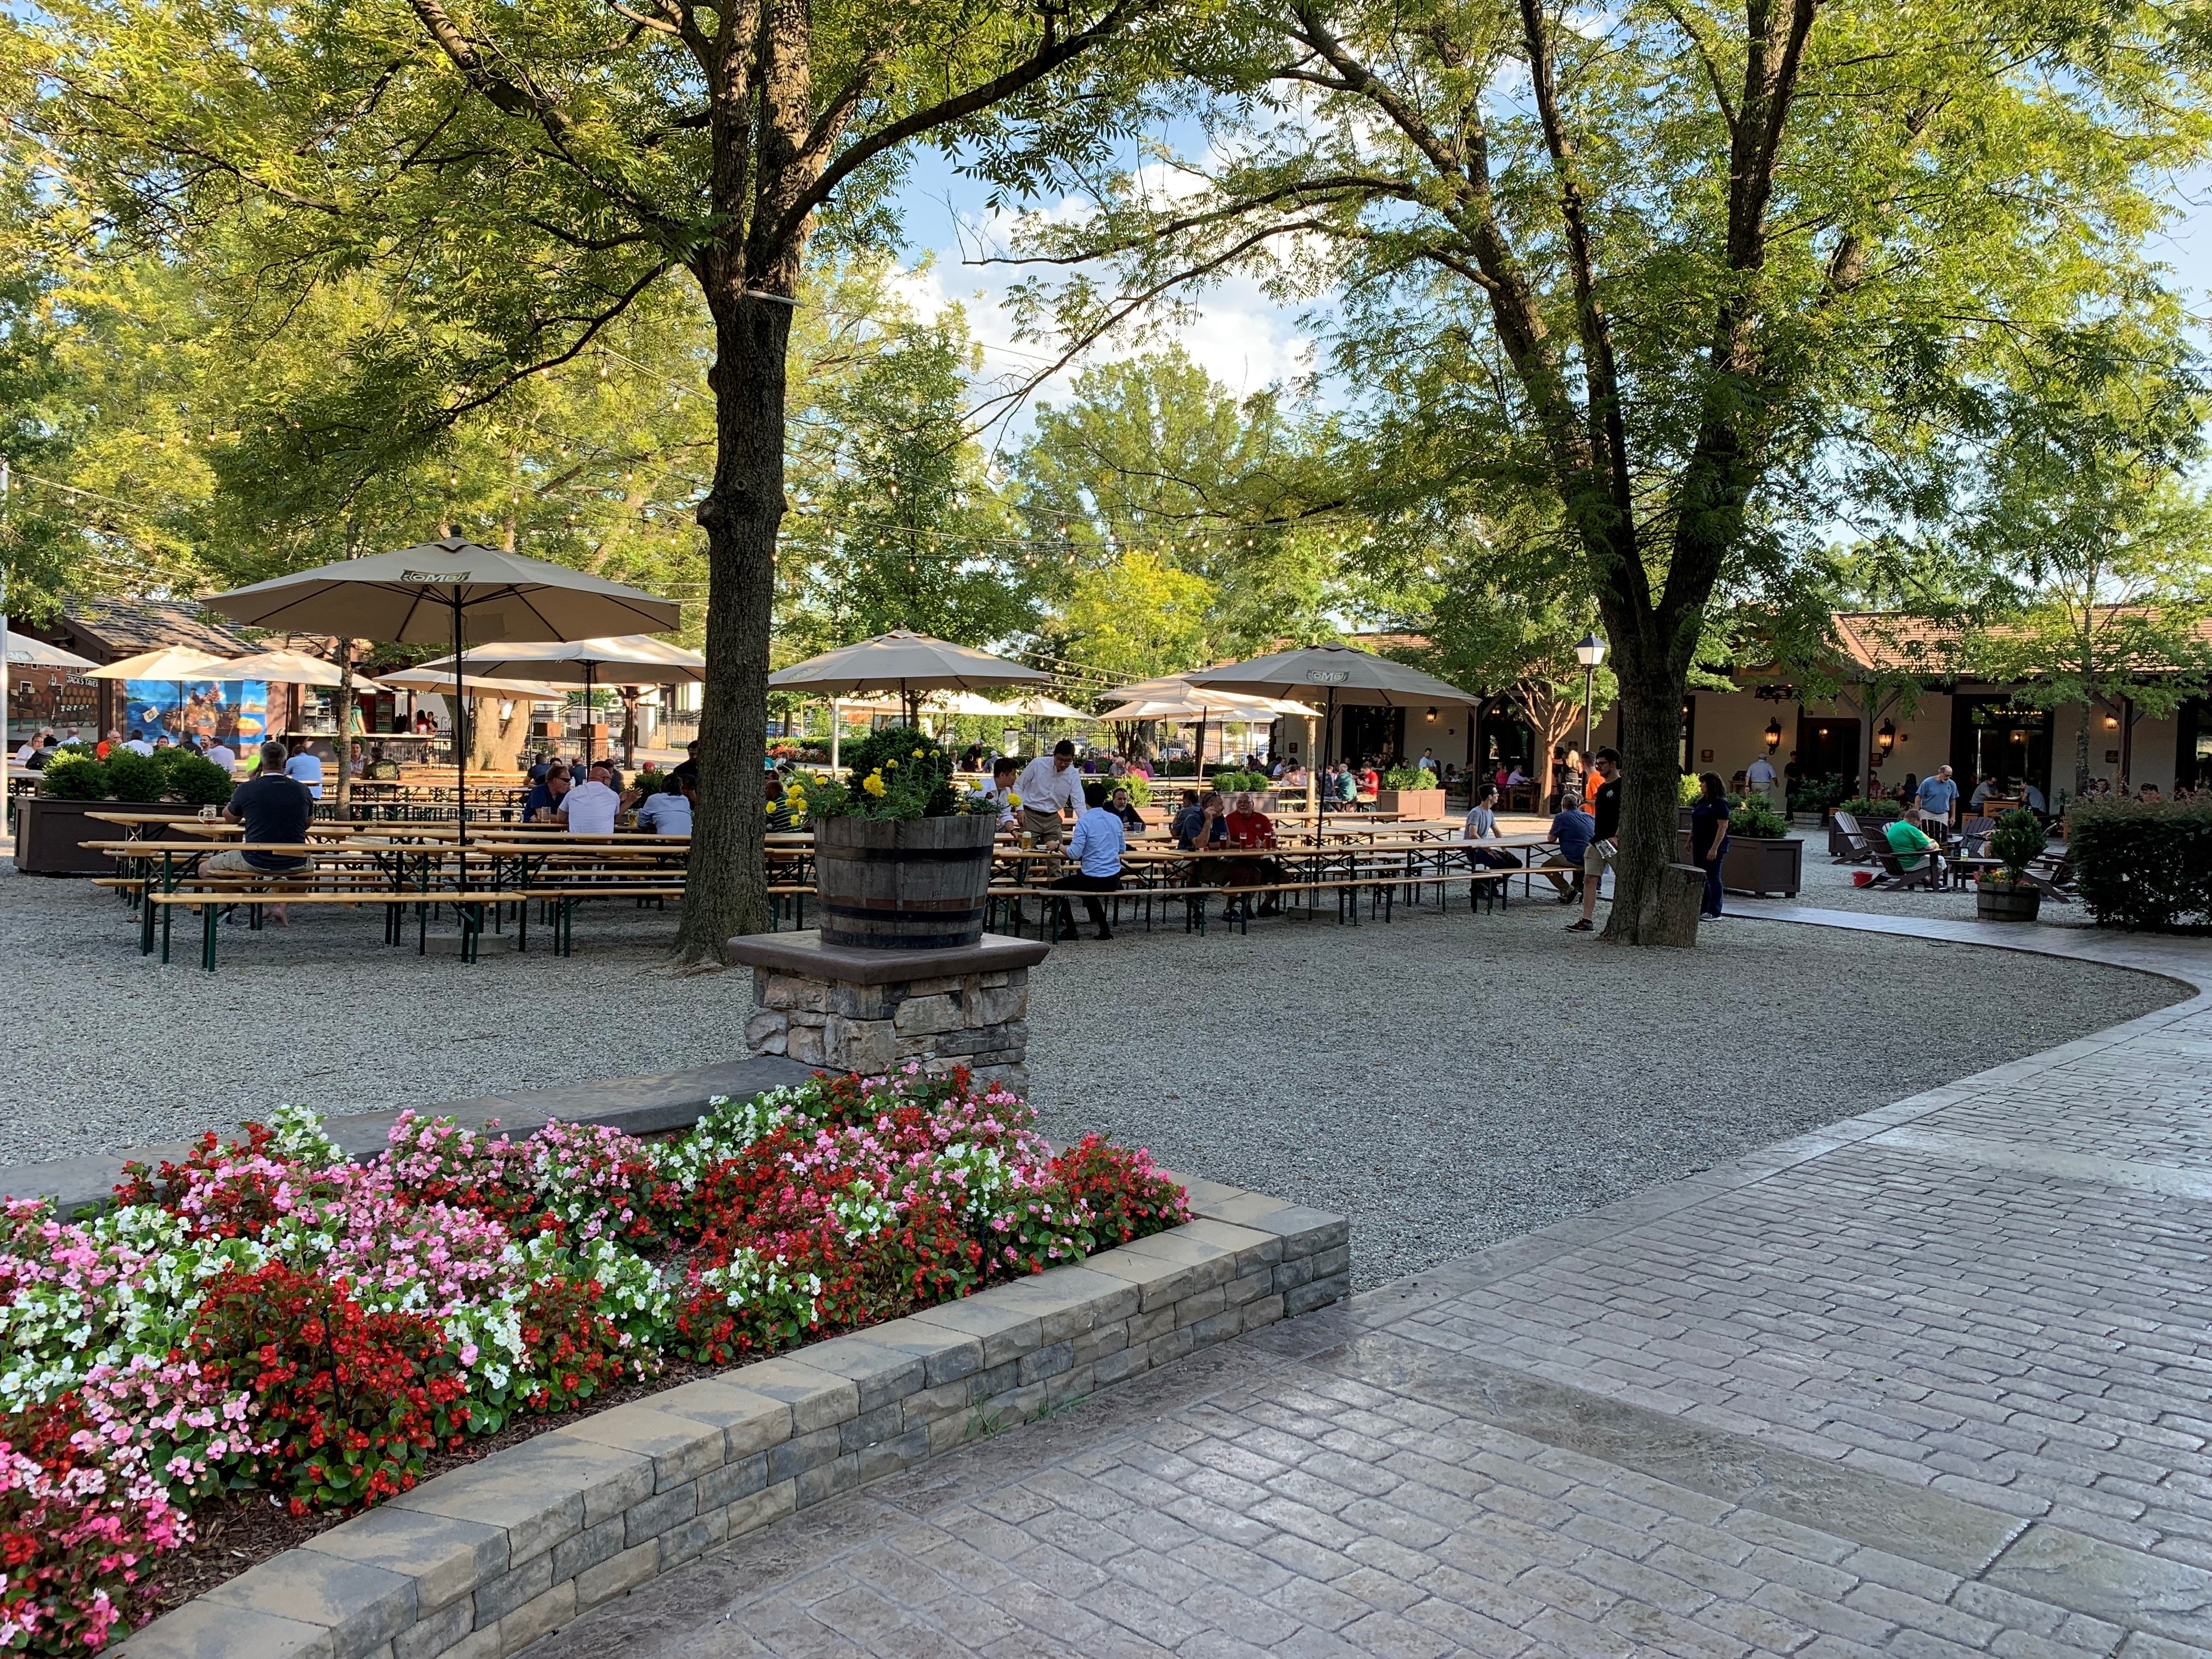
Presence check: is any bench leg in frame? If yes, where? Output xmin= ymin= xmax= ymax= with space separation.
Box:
xmin=139 ymin=888 xmax=156 ymax=955
xmin=161 ymin=901 xmax=174 ymax=964
xmin=202 ymin=903 xmax=218 ymax=972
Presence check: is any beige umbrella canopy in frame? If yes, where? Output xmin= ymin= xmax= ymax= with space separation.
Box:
xmin=769 ymin=631 xmax=1050 ymax=699
xmin=1097 ymin=677 xmax=1314 ymax=778
xmin=376 ymin=666 xmax=569 ymax=701
xmin=217 ymin=649 xmax=390 ymax=692
xmin=204 ymin=538 xmax=681 ymax=839
xmin=82 ymin=646 xmax=234 ymax=682
xmin=1189 ymin=643 xmax=1478 ymax=787
xmin=423 ymin=635 xmax=707 ymax=766
xmin=4 ymin=636 xmax=99 ymax=670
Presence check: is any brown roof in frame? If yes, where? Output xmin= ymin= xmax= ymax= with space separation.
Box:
xmin=1830 ymin=607 xmax=2212 ymax=674
xmin=53 ymin=598 xmax=257 ymax=663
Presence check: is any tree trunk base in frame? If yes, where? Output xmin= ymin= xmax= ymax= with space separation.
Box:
xmin=1638 ymin=862 xmax=1706 ymax=947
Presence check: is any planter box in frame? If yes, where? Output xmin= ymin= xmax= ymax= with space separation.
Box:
xmin=1373 ymin=788 xmax=1446 ymax=819
xmin=1977 ymin=881 xmax=2042 ymax=923
xmin=13 ymin=794 xmax=128 ymax=876
xmin=1677 ymin=830 xmax=1803 ymax=897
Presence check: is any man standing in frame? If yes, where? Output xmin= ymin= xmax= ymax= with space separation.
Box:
xmin=1915 ymin=765 xmax=1959 ymax=830
xmin=1049 ymin=781 xmax=1125 ymax=940
xmin=1745 ymin=749 xmax=1781 ymax=812
xmin=1568 ymin=747 xmax=1623 ymax=933
xmin=1015 ymin=740 xmax=1082 ymax=845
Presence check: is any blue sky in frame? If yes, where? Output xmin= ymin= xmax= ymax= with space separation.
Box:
xmin=888 ymin=156 xmax=2212 ymax=438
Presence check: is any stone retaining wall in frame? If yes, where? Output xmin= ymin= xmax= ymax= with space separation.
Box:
xmin=744 ymin=963 xmax=1032 ymax=1093
xmin=114 ymin=1176 xmax=1349 ymax=1659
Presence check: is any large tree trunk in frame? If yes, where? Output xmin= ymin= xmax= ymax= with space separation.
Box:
xmin=674 ymin=294 xmax=786 ymax=964
xmin=1600 ymin=630 xmax=1699 ymax=946
xmin=2074 ymin=698 xmax=2094 ymax=800
xmin=333 ymin=641 xmax=357 ymax=819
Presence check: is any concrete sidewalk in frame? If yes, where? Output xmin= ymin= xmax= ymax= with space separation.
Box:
xmin=521 ymin=909 xmax=2212 ymax=1659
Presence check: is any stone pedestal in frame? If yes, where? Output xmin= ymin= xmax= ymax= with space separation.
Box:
xmin=724 ymin=930 xmax=1051 ymax=1092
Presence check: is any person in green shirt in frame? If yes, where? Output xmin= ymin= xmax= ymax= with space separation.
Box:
xmin=1883 ymin=816 xmax=1946 ymax=879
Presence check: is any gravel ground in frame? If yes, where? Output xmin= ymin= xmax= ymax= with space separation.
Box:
xmin=5 ymin=856 xmax=2171 ymax=1292
xmin=1023 ymin=887 xmax=2180 ymax=1289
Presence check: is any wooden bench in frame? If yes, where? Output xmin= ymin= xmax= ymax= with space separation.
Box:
xmin=142 ymin=889 xmax=507 ymax=969
xmin=991 ymin=865 xmax=1520 ymax=940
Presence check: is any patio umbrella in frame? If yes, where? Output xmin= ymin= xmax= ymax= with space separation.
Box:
xmin=769 ymin=630 xmax=1052 ymax=765
xmin=4 ymin=637 xmax=99 ymax=670
xmin=1189 ymin=644 xmax=1479 ymax=803
xmin=376 ymin=665 xmax=569 ymax=702
xmin=203 ymin=538 xmax=680 ymax=840
xmin=218 ymin=649 xmax=392 ymax=693
xmin=1097 ymin=678 xmax=1314 ymax=779
xmin=421 ymin=635 xmax=705 ymax=768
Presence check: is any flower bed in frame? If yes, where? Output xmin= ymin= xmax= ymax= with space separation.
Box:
xmin=0 ymin=1068 xmax=1186 ymax=1654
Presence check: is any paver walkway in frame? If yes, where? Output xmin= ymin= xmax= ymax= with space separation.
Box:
xmin=526 ymin=910 xmax=2212 ymax=1659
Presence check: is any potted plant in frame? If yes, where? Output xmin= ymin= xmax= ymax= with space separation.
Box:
xmin=16 ymin=746 xmax=238 ymax=876
xmin=1976 ymin=808 xmax=2047 ymax=922
xmin=1677 ymin=792 xmax=1803 ymax=896
xmin=803 ymin=725 xmax=1002 ymax=950
xmin=1373 ymin=763 xmax=1446 ymax=819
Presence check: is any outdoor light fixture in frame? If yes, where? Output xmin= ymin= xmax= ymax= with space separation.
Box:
xmin=1575 ymin=633 xmax=1606 ymax=759
xmin=1877 ymin=719 xmax=1895 ymax=754
xmin=1764 ymin=718 xmax=1784 ymax=750
xmin=2104 ymin=713 xmax=2120 ymax=729
xmin=1425 ymin=706 xmax=1437 ymax=722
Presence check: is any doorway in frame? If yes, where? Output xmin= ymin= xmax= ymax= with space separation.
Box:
xmin=1795 ymin=714 xmax=1860 ymax=787
xmin=1950 ymin=695 xmax=2052 ymax=800
xmin=1339 ymin=706 xmax=1406 ymax=766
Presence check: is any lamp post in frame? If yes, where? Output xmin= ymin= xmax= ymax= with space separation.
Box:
xmin=1573 ymin=633 xmax=1606 ymax=764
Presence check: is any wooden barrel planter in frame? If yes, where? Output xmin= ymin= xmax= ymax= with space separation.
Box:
xmin=1976 ymin=879 xmax=2042 ymax=923
xmin=815 ymin=814 xmax=998 ymax=950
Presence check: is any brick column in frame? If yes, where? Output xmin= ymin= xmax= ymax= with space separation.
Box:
xmin=724 ymin=932 xmax=1049 ymax=1093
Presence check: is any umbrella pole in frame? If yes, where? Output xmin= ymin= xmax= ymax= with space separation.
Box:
xmin=452 ymin=596 xmax=468 ymax=847
xmin=830 ymin=700 xmax=840 ymax=770
xmin=583 ymin=661 xmax=597 ymax=771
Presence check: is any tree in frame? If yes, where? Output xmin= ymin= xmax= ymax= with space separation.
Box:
xmin=27 ymin=0 xmax=1180 ymax=964
xmin=1005 ymin=0 xmax=2212 ymax=942
xmin=1941 ymin=344 xmax=2212 ymax=798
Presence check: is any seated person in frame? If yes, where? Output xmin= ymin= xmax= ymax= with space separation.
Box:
xmin=558 ymin=763 xmax=622 ymax=834
xmin=763 ymin=775 xmax=804 ymax=831
xmin=634 ymin=780 xmax=694 ymax=835
xmin=1462 ymin=783 xmax=1523 ymax=870
xmin=208 ymin=741 xmax=314 ymax=924
xmin=364 ymin=744 xmax=399 ymax=781
xmin=1222 ymin=792 xmax=1285 ymax=918
xmin=526 ymin=766 xmax=571 ymax=822
xmin=1882 ymin=816 xmax=1946 ymax=879
xmin=1172 ymin=790 xmax=1229 ymax=851
xmin=1540 ymin=792 xmax=1595 ymax=902
xmin=1049 ymin=781 xmax=1125 ymax=941
xmin=1107 ymin=783 xmax=1145 ymax=831
xmin=2139 ymin=783 xmax=2164 ymax=803
xmin=973 ymin=757 xmax=1021 ymax=828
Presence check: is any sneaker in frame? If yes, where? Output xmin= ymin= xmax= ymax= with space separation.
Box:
xmin=1555 ymin=889 xmax=1576 ymax=905
xmin=1566 ymin=919 xmax=1593 ymax=932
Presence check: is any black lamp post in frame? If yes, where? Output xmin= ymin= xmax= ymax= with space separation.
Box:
xmin=1573 ymin=633 xmax=1606 ymax=761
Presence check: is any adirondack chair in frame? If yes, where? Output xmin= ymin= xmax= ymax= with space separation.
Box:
xmin=1831 ymin=810 xmax=1882 ymax=865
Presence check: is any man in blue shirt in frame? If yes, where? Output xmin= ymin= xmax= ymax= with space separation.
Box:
xmin=1049 ymin=781 xmax=1125 ymax=940
xmin=1541 ymin=791 xmax=1596 ymax=905
xmin=1915 ymin=765 xmax=1959 ymax=828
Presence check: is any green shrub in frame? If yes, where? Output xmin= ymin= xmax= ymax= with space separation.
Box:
xmin=167 ymin=753 xmax=236 ymax=807
xmin=103 ymin=748 xmax=167 ymax=803
xmin=1985 ymin=808 xmax=2047 ymax=881
xmin=1380 ymin=764 xmax=1429 ymax=790
xmin=1677 ymin=771 xmax=1705 ymax=805
xmin=805 ymin=725 xmax=965 ymax=821
xmin=37 ymin=754 xmax=110 ymax=799
xmin=1837 ymin=796 xmax=1901 ymax=824
xmin=150 ymin=742 xmax=199 ymax=775
xmin=2069 ymin=800 xmax=2212 ymax=932
xmin=1728 ymin=795 xmax=1790 ymax=838
xmin=1115 ymin=771 xmax=1151 ymax=807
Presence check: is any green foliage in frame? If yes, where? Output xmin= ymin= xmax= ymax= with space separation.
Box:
xmin=166 ymin=754 xmax=237 ymax=808
xmin=2071 ymin=802 xmax=2212 ymax=932
xmin=103 ymin=749 xmax=166 ymax=803
xmin=1677 ymin=772 xmax=1706 ymax=806
xmin=1986 ymin=809 xmax=2050 ymax=882
xmin=1207 ymin=769 xmax=1270 ymax=794
xmin=1788 ymin=775 xmax=1852 ymax=816
xmin=1380 ymin=765 xmax=1429 ymax=791
xmin=804 ymin=726 xmax=978 ymax=822
xmin=1728 ymin=797 xmax=1790 ymax=839
xmin=37 ymin=755 xmax=110 ymax=800
xmin=1114 ymin=771 xmax=1150 ymax=808
xmin=1839 ymin=798 xmax=1904 ymax=825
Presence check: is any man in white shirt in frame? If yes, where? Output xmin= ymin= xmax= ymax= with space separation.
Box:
xmin=1745 ymin=751 xmax=1781 ymax=811
xmin=973 ymin=757 xmax=1022 ymax=829
xmin=1049 ymin=781 xmax=1125 ymax=940
xmin=121 ymin=732 xmax=156 ymax=757
xmin=633 ymin=781 xmax=693 ymax=835
xmin=558 ymin=763 xmax=622 ymax=834
xmin=202 ymin=740 xmax=238 ymax=776
xmin=1014 ymin=741 xmax=1082 ymax=845
xmin=283 ymin=743 xmax=325 ymax=799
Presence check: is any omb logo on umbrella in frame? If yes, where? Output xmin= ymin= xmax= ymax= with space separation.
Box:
xmin=1305 ymin=669 xmax=1350 ymax=684
xmin=400 ymin=569 xmax=472 ymax=583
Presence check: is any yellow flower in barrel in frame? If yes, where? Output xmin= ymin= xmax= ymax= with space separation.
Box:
xmin=1007 ymin=789 xmax=1022 ymax=808
xmin=862 ymin=770 xmax=887 ymax=798
xmin=911 ymin=747 xmax=924 ymax=758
